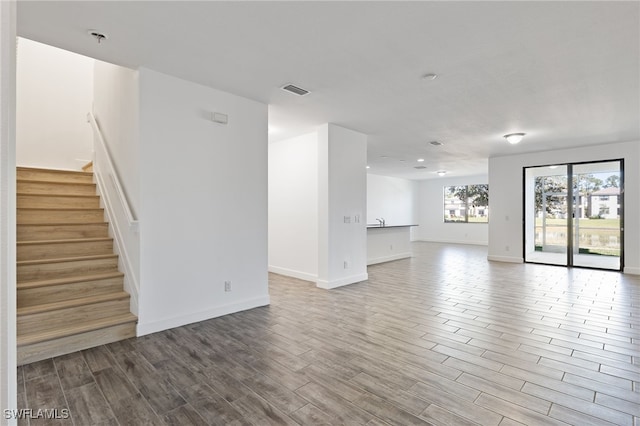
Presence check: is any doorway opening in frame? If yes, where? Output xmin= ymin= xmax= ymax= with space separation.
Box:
xmin=523 ymin=160 xmax=623 ymax=271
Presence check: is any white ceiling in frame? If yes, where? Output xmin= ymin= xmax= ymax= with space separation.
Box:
xmin=17 ymin=1 xmax=640 ymax=180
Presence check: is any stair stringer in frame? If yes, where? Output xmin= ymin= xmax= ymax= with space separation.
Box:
xmin=93 ymin=165 xmax=140 ymax=317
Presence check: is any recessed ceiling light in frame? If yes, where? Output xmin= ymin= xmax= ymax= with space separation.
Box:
xmin=422 ymin=73 xmax=438 ymax=81
xmin=429 ymin=141 xmax=443 ymax=146
xmin=366 ymin=166 xmax=370 ymax=169
xmin=504 ymin=133 xmax=526 ymax=144
xmin=437 ymin=170 xmax=447 ymax=176
xmin=417 ymin=158 xmax=425 ymax=162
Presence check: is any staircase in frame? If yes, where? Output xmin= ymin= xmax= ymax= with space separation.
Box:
xmin=16 ymin=167 xmax=137 ymax=365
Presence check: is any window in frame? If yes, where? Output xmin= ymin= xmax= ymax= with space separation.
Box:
xmin=444 ymin=184 xmax=489 ymax=223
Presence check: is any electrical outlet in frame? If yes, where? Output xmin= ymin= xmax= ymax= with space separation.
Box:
xmin=505 ymin=246 xmax=510 ymax=252
xmin=344 ymin=216 xmax=351 ymax=224
xmin=354 ymin=214 xmax=360 ymax=223
xmin=224 ymin=280 xmax=232 ymax=292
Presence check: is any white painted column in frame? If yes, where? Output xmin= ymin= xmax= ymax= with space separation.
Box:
xmin=317 ymin=124 xmax=368 ymax=289
xmin=0 ymin=0 xmax=17 ymax=423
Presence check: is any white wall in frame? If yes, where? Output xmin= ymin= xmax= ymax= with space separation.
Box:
xmin=488 ymin=141 xmax=639 ymax=274
xmin=268 ymin=132 xmax=318 ymax=281
xmin=137 ymin=68 xmax=269 ymax=335
xmin=93 ymin=60 xmax=139 ymax=215
xmin=92 ymin=61 xmax=140 ymax=314
xmin=414 ymin=175 xmax=489 ymax=245
xmin=317 ymin=124 xmax=368 ymax=289
xmin=367 ymin=173 xmax=417 ymax=226
xmin=0 ymin=1 xmax=17 ymax=422
xmin=16 ymin=38 xmax=93 ymax=170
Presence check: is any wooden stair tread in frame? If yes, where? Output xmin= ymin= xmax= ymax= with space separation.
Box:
xmin=17 ymin=253 xmax=118 ymax=266
xmin=18 ymin=207 xmax=103 ymax=211
xmin=16 ymin=166 xmax=135 ymax=362
xmin=18 ymin=237 xmax=112 ymax=246
xmin=18 ymin=291 xmax=130 ymax=316
xmin=18 ymin=222 xmax=108 ymax=227
xmin=17 ymin=178 xmax=95 ymax=186
xmin=18 ymin=271 xmax=124 ymax=289
xmin=17 ymin=192 xmax=99 ymax=197
xmin=17 ymin=313 xmax=137 ymax=346
xmin=17 ymin=166 xmax=93 ymax=176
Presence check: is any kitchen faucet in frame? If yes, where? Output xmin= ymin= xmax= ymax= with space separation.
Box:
xmin=376 ymin=218 xmax=385 ymax=227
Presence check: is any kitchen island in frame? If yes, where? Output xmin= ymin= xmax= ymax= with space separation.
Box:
xmin=367 ymin=224 xmax=418 ymax=265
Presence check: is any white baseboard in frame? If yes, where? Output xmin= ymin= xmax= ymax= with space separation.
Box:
xmin=623 ymin=266 xmax=640 ymax=275
xmin=136 ymin=295 xmax=270 ymax=336
xmin=268 ymin=265 xmax=317 ymax=282
xmin=413 ymin=238 xmax=488 ymax=246
xmin=367 ymin=252 xmax=411 ymax=265
xmin=316 ymin=273 xmax=369 ymax=289
xmin=487 ymin=255 xmax=523 ymax=263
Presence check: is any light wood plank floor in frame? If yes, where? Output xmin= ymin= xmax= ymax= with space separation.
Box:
xmin=17 ymin=242 xmax=640 ymax=425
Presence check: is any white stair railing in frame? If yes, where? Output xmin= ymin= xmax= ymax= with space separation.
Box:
xmin=87 ymin=112 xmax=138 ymax=231
xmin=87 ymin=111 xmax=139 ymax=316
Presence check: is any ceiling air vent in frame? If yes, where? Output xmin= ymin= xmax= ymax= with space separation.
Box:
xmin=414 ymin=166 xmax=427 ymax=169
xmin=281 ymin=84 xmax=310 ymax=96
xmin=429 ymin=141 xmax=443 ymax=146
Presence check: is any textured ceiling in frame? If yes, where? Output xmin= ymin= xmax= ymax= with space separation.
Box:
xmin=17 ymin=1 xmax=640 ymax=179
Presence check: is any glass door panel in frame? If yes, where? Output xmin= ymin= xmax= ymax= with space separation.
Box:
xmin=572 ymin=161 xmax=622 ymax=270
xmin=524 ymin=165 xmax=569 ymax=266
xmin=524 ymin=160 xmax=623 ymax=271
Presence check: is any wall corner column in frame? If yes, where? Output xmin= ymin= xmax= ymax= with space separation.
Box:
xmin=317 ymin=123 xmax=368 ymax=289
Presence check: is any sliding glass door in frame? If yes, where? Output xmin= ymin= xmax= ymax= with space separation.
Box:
xmin=524 ymin=160 xmax=623 ymax=271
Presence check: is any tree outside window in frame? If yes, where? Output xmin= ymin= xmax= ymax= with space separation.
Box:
xmin=443 ymin=184 xmax=489 ymax=223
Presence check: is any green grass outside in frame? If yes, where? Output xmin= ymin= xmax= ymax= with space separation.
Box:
xmin=534 ymin=217 xmax=620 ymax=257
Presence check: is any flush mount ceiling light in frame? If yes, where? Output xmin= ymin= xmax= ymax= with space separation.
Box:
xmin=437 ymin=170 xmax=447 ymax=176
xmin=429 ymin=141 xmax=443 ymax=146
xmin=417 ymin=158 xmax=425 ymax=162
xmin=88 ymin=30 xmax=107 ymax=44
xmin=422 ymin=73 xmax=438 ymax=81
xmin=504 ymin=133 xmax=526 ymax=144
xmin=366 ymin=165 xmax=370 ymax=169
